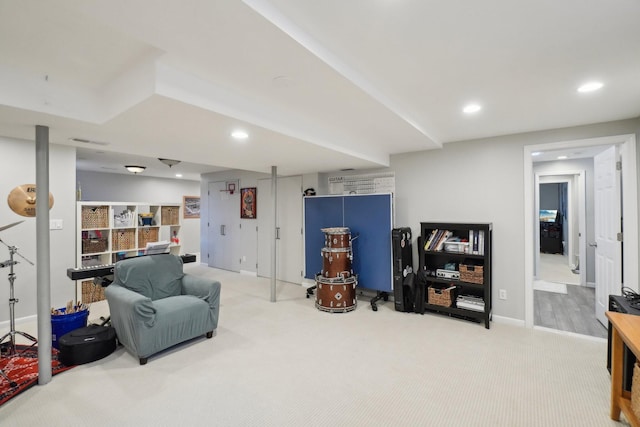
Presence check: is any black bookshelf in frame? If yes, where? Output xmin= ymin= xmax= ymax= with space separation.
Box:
xmin=418 ymin=222 xmax=492 ymax=329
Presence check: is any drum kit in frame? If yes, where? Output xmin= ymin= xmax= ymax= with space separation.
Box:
xmin=312 ymin=227 xmax=358 ymax=313
xmin=0 ymin=220 xmax=36 ymax=388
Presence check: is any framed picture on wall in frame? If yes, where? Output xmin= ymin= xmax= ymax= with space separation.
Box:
xmin=240 ymin=187 xmax=256 ymax=219
xmin=183 ymin=196 xmax=200 ymax=219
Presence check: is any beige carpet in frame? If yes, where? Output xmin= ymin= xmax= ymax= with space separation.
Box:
xmin=0 ymin=264 xmax=623 ymax=426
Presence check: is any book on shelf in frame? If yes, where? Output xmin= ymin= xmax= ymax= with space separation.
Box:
xmin=424 ymin=229 xmax=438 ymax=250
xmin=456 ymin=295 xmax=485 ymax=311
xmin=434 ymin=230 xmax=452 ymax=251
xmin=468 ymin=230 xmax=485 ymax=255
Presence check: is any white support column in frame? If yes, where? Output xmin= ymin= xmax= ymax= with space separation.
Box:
xmin=36 ymin=125 xmax=52 ymax=384
xmin=270 ymin=166 xmax=277 ymax=302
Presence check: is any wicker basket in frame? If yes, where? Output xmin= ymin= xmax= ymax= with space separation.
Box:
xmin=428 ymin=286 xmax=455 ymax=307
xmin=460 ymin=264 xmax=484 ymax=284
xmin=138 ymin=227 xmax=159 ymax=249
xmin=81 ymin=205 xmax=109 ymax=229
xmin=82 ymin=238 xmax=108 ymax=254
xmin=633 ymin=363 xmax=640 ymax=420
xmin=161 ymin=206 xmax=179 ymax=225
xmin=81 ymin=280 xmax=106 ymax=303
xmin=113 ymin=229 xmax=135 ymax=251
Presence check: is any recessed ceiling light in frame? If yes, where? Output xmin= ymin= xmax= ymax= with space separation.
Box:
xmin=231 ymin=130 xmax=249 ymax=140
xmin=577 ymin=81 xmax=603 ymax=93
xmin=463 ymin=104 xmax=482 ymax=114
xmin=175 ymin=173 xmax=183 ymax=178
xmin=557 ymin=155 xmax=568 ymax=160
xmin=531 ymin=152 xmax=542 ymax=156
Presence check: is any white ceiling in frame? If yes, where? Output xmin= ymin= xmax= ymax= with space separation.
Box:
xmin=0 ymin=0 xmax=639 ymax=179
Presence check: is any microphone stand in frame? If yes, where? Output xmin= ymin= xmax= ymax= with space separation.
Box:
xmin=0 ymin=238 xmax=37 ymax=357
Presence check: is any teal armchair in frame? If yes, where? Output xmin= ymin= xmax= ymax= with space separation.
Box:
xmin=105 ymin=254 xmax=220 ymax=365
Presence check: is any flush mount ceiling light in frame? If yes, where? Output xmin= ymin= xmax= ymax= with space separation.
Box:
xmin=577 ymin=81 xmax=603 ymax=93
xmin=125 ymin=165 xmax=146 ymax=174
xmin=231 ymin=130 xmax=249 ymax=140
xmin=158 ymin=158 xmax=181 ymax=168
xmin=463 ymin=103 xmax=482 ymax=114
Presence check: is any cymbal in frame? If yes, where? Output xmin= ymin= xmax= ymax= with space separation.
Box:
xmin=0 ymin=221 xmax=24 ymax=232
xmin=7 ymin=184 xmax=54 ymax=217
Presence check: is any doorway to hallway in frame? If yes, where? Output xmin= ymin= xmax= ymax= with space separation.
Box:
xmin=523 ymin=133 xmax=639 ymax=335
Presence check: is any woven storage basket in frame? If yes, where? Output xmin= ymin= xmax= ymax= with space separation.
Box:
xmin=112 ymin=229 xmax=135 ymax=251
xmin=81 ymin=206 xmax=109 ymax=229
xmin=81 ymin=280 xmax=106 ymax=303
xmin=161 ymin=206 xmax=179 ymax=225
xmin=633 ymin=363 xmax=640 ymax=420
xmin=82 ymin=238 xmax=108 ymax=254
xmin=138 ymin=227 xmax=159 ymax=249
xmin=428 ymin=286 xmax=455 ymax=307
xmin=460 ymin=264 xmax=484 ymax=284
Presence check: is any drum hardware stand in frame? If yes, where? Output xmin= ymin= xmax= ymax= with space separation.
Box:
xmin=92 ymin=275 xmax=113 ymax=326
xmin=0 ymin=238 xmax=37 ymax=357
xmin=369 ymin=291 xmax=389 ymax=312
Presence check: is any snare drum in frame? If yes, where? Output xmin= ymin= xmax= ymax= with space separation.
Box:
xmin=321 ymin=227 xmax=351 ymax=249
xmin=321 ymin=247 xmax=353 ymax=278
xmin=315 ymin=275 xmax=357 ymax=313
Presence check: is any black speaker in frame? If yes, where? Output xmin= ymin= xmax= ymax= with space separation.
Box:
xmin=392 ymin=227 xmax=414 ymax=312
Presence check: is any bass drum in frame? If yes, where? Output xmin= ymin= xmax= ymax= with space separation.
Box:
xmin=315 ymin=275 xmax=357 ymax=313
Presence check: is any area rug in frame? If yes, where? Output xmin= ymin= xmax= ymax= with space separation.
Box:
xmin=533 ymin=279 xmax=568 ymax=294
xmin=0 ymin=344 xmax=75 ymax=406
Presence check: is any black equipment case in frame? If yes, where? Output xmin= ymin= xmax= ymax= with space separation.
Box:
xmin=58 ymin=324 xmax=117 ymax=366
xmin=392 ymin=227 xmax=414 ymax=312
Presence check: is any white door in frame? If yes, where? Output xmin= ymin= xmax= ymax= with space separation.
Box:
xmin=277 ymin=176 xmax=303 ymax=284
xmin=257 ymin=176 xmax=303 ymax=284
xmin=208 ymin=181 xmax=239 ymax=271
xmin=594 ymin=146 xmax=622 ymax=326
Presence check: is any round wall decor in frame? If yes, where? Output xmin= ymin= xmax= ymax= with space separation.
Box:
xmin=7 ymin=184 xmax=54 ymax=217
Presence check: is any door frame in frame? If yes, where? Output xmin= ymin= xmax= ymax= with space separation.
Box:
xmin=535 ymin=172 xmax=586 ymax=286
xmin=523 ymin=134 xmax=638 ymax=328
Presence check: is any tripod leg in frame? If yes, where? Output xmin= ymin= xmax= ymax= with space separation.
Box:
xmin=0 ymin=369 xmax=17 ymax=388
xmin=14 ymin=331 xmax=37 ymax=344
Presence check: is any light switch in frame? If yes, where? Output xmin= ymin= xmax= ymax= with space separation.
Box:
xmin=49 ymin=219 xmax=63 ymax=230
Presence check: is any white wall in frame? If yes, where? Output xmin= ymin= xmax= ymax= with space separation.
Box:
xmin=0 ymin=137 xmax=76 ymax=323
xmin=77 ymin=170 xmax=201 ymax=255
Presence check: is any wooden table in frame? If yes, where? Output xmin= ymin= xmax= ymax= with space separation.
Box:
xmin=606 ymin=311 xmax=640 ymax=426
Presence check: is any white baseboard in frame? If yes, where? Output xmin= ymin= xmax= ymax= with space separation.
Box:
xmin=533 ymin=325 xmax=607 ymax=343
xmin=586 ymin=281 xmax=595 ymax=288
xmin=240 ymin=270 xmax=257 ymax=277
xmin=492 ymin=315 xmax=525 ymax=327
xmin=0 ymin=314 xmax=37 ymax=331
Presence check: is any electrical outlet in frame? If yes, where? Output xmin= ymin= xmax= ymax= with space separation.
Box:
xmin=499 ymin=289 xmax=507 ymax=300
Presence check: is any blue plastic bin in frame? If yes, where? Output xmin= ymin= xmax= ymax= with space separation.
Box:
xmin=51 ymin=308 xmax=89 ymax=349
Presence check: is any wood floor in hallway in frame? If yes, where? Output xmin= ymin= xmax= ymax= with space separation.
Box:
xmin=534 ymin=253 xmax=606 ymax=338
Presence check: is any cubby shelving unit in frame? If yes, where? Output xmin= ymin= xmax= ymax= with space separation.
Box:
xmin=75 ymin=201 xmax=183 ymax=302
